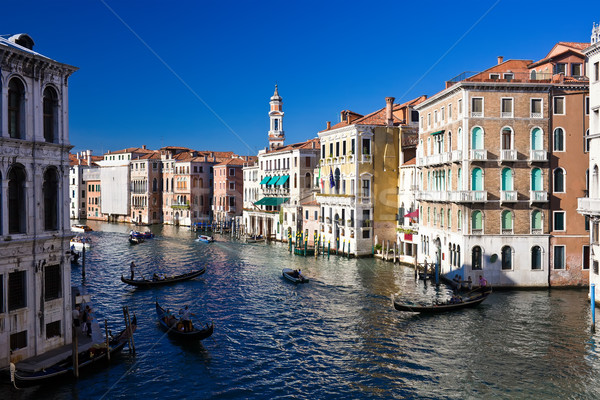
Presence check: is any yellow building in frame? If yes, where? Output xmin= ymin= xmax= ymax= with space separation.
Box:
xmin=316 ymin=96 xmax=426 ymax=256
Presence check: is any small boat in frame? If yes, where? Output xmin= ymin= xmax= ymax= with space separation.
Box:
xmin=130 ymin=230 xmax=154 ymax=239
xmin=71 ymin=224 xmax=93 ymax=233
xmin=393 ymin=291 xmax=491 ymax=314
xmin=282 ymin=268 xmax=309 ymax=284
xmin=70 ymin=235 xmax=92 ymax=250
xmin=12 ymin=316 xmax=136 ymax=386
xmin=121 ymin=267 xmax=206 ymax=287
xmin=246 ymin=235 xmax=265 ymax=243
xmin=197 ymin=235 xmax=215 ymax=243
xmin=128 ymin=235 xmax=145 ymax=245
xmin=67 ymin=249 xmax=80 ymax=264
xmin=156 ymin=302 xmax=214 ymax=341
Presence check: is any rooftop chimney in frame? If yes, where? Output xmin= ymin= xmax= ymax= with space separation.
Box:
xmin=385 ymin=97 xmax=395 ymax=126
xmin=86 ymin=150 xmax=92 ymax=166
xmin=327 ymin=121 xmax=331 ymax=130
xmin=497 ymin=56 xmax=503 ymax=65
xmin=142 ymin=144 xmax=147 ymax=149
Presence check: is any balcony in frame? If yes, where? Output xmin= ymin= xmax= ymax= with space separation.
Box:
xmin=361 ymin=154 xmax=372 ymax=163
xmin=529 ymin=190 xmax=548 ymax=203
xmin=501 ymin=112 xmax=513 ymax=118
xmin=500 ymin=190 xmax=517 ymax=203
xmin=449 ymin=190 xmax=487 ymax=202
xmin=501 ymin=228 xmax=513 ymax=235
xmin=416 ymin=191 xmax=448 ymax=202
xmin=451 ymin=150 xmax=463 ymax=162
xmin=471 ymin=111 xmax=483 ymax=118
xmin=500 ymin=149 xmax=517 ymax=162
xmin=530 ymin=150 xmax=547 ymax=162
xmin=530 ymin=112 xmax=543 ymax=118
xmin=578 ymin=197 xmax=600 ymax=216
xmin=470 ymin=149 xmax=488 ymax=161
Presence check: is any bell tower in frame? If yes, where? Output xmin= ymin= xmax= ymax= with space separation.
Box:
xmin=268 ymin=84 xmax=285 ymax=150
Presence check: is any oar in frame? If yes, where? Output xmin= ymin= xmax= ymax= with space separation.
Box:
xmin=133 ymin=265 xmax=147 ymax=281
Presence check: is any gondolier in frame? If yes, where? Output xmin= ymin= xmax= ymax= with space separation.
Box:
xmin=130 ymin=261 xmax=136 ymax=280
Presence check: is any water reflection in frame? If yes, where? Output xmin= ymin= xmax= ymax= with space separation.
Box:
xmin=3 ymin=221 xmax=600 ymax=399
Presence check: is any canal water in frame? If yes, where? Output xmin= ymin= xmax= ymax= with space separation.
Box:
xmin=3 ymin=221 xmax=600 ymax=399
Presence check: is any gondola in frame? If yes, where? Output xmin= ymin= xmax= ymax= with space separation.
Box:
xmin=197 ymin=235 xmax=215 ymax=243
xmin=282 ymin=268 xmax=309 ymax=284
xmin=121 ymin=267 xmax=206 ymax=287
xmin=12 ymin=316 xmax=136 ymax=386
xmin=129 ymin=235 xmax=144 ymax=245
xmin=130 ymin=230 xmax=154 ymax=239
xmin=155 ymin=302 xmax=214 ymax=340
xmin=393 ymin=291 xmax=491 ymax=314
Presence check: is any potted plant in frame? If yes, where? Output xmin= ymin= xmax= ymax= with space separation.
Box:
xmin=374 ymin=244 xmax=382 ymax=254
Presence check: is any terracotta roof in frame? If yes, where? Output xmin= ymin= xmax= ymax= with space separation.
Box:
xmin=301 ymin=200 xmax=319 ymax=206
xmin=557 ymin=42 xmax=590 ymax=51
xmin=138 ymin=152 xmax=162 ymax=160
xmin=266 ymin=138 xmax=320 ymax=154
xmin=402 ymin=157 xmax=416 ymax=166
xmin=69 ymin=153 xmax=102 ymax=167
xmin=108 ymin=147 xmax=154 ymax=155
xmin=214 ymin=158 xmax=246 ymax=167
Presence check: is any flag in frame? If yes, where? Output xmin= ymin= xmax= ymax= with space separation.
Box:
xmin=318 ymin=168 xmax=323 ymax=189
xmin=329 ymin=167 xmax=335 ymax=188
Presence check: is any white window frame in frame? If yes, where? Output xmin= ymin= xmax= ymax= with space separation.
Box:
xmin=553 ymin=96 xmax=565 ymax=115
xmin=458 ymin=99 xmax=463 ymax=115
xmin=471 ymin=97 xmax=484 ymax=118
xmin=441 ymin=106 xmax=445 ymax=122
xmin=427 ymin=113 xmax=431 ymax=127
xmin=572 ymin=63 xmax=582 ymax=77
xmin=501 ymin=97 xmax=514 ymax=118
xmin=503 ymin=73 xmax=514 ymax=81
xmin=553 ymin=211 xmax=566 ymax=232
xmin=448 ymin=103 xmax=452 ymax=120
xmin=553 ymin=245 xmax=566 ymax=270
xmin=489 ymin=73 xmax=500 ymax=79
xmin=530 ymin=98 xmax=543 ymax=118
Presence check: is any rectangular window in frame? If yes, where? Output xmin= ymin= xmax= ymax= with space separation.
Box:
xmin=342 ymin=141 xmax=347 ymax=156
xmin=441 ymin=107 xmax=445 ymax=121
xmin=595 ymin=62 xmax=600 ymax=81
xmin=471 ymin=97 xmax=483 ymax=117
xmin=448 ymin=104 xmax=452 ymax=120
xmin=362 ymin=180 xmax=370 ymax=198
xmin=329 ymin=143 xmax=333 ymax=157
xmin=531 ymin=99 xmax=542 ymax=118
xmin=553 ymin=97 xmax=565 ymax=115
xmin=351 ymin=139 xmax=355 ymax=155
xmin=572 ymin=63 xmax=582 ymax=76
xmin=434 ymin=110 xmax=438 ymax=124
xmin=503 ymin=73 xmax=514 ymax=81
xmin=555 ymin=63 xmax=567 ymax=75
xmin=229 ymin=197 xmax=235 ymax=207
xmin=553 ymin=211 xmax=565 ymax=231
xmin=586 ymin=97 xmax=590 ymax=115
xmin=314 ymin=211 xmax=318 ymax=220
xmin=0 ymin=274 xmax=3 ymax=313
xmin=458 ymin=99 xmax=463 ymax=115
xmin=553 ymin=245 xmax=565 ymax=269
xmin=411 ymin=110 xmax=419 ymax=123
xmin=322 ymin=146 xmax=325 ymax=159
xmin=489 ymin=73 xmax=500 ymax=80
xmin=305 ymin=210 xmax=308 ymax=220
xmin=501 ymin=98 xmax=513 ymax=118
xmin=362 ymin=139 xmax=371 ymax=155
xmin=46 ymin=320 xmax=61 ymax=339
xmin=335 ymin=142 xmax=340 ymax=157
xmin=229 ymin=168 xmax=235 ymax=176
xmin=44 ymin=265 xmax=61 ymax=301
xmin=9 ymin=270 xmax=26 ymax=311
xmin=420 ymin=116 xmax=424 ymax=128
xmin=427 ymin=113 xmax=431 ymax=126
xmin=229 ymin=182 xmax=235 ymax=190
xmin=10 ymin=331 xmax=27 ymax=351
xmin=583 ymin=245 xmax=590 ymax=270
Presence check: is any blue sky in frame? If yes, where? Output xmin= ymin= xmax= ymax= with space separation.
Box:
xmin=2 ymin=1 xmax=600 ymax=157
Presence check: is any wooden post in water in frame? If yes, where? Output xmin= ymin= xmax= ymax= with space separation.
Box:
xmin=327 ymin=240 xmax=330 ymax=259
xmin=82 ymin=246 xmax=86 ymax=279
xmin=72 ymin=320 xmax=79 ymax=378
xmin=105 ymin=319 xmax=111 ymax=362
xmin=592 ymin=284 xmax=596 ymax=333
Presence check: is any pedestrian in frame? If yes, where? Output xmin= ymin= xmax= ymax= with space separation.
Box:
xmin=478 ymin=275 xmax=488 ymax=288
xmin=130 ymin=261 xmax=136 ymax=280
xmin=72 ymin=305 xmax=81 ymax=330
xmin=83 ymin=305 xmax=93 ymax=337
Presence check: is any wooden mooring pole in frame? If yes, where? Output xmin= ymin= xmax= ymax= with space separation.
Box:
xmin=72 ymin=320 xmax=79 ymax=378
xmin=592 ymin=284 xmax=596 ymax=333
xmin=105 ymin=319 xmax=111 ymax=362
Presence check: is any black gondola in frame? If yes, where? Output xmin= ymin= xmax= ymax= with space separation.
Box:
xmin=121 ymin=267 xmax=206 ymax=288
xmin=12 ymin=316 xmax=136 ymax=386
xmin=155 ymin=302 xmax=214 ymax=340
xmin=393 ymin=291 xmax=491 ymax=314
xmin=129 ymin=235 xmax=145 ymax=245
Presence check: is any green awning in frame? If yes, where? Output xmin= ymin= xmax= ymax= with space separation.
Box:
xmin=259 ymin=176 xmax=270 ymax=184
xmin=267 ymin=176 xmax=280 ymax=185
xmin=430 ymin=130 xmax=445 ymax=136
xmin=254 ymin=197 xmax=289 ymax=206
xmin=276 ymin=175 xmax=289 ymax=185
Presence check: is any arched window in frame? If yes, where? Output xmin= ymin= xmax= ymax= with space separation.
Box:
xmin=471 ymin=127 xmax=484 ymax=149
xmin=501 ymin=210 xmax=513 ymax=234
xmin=457 ymin=210 xmax=462 ymax=230
xmin=530 ymin=70 xmax=537 ymax=79
xmin=531 ymin=127 xmax=543 ymax=150
xmin=457 ymin=245 xmax=461 ymax=268
xmin=8 ymin=78 xmax=25 ymax=139
xmin=502 ymin=246 xmax=512 ymax=270
xmin=457 ymin=128 xmax=462 ymax=149
xmin=457 ymin=168 xmax=462 ymax=190
xmin=334 ymin=169 xmax=340 ymax=194
xmin=472 ymin=168 xmax=483 ymax=191
xmin=500 ymin=168 xmax=513 ymax=193
xmin=153 ymin=178 xmax=157 ymax=192
xmin=472 ymin=246 xmax=482 ymax=270
xmin=448 ymin=209 xmax=452 ymax=229
xmin=305 ymin=172 xmax=311 ymax=189
xmin=433 ymin=207 xmax=437 ymax=225
xmin=472 ymin=210 xmax=482 ymax=233
xmin=448 ymin=131 xmax=452 ymax=152
xmin=501 ymin=127 xmax=513 ymax=150
xmin=43 ymin=167 xmax=59 ymax=231
xmin=531 ymin=168 xmax=542 ymax=191
xmin=553 ymin=168 xmax=565 ymax=192
xmin=531 ymin=246 xmax=542 ymax=270
xmin=531 ymin=210 xmax=542 ymax=233
xmin=171 ymin=178 xmax=174 ymax=192
xmin=553 ymin=128 xmax=565 ymax=151
xmin=440 ymin=208 xmax=444 ymax=227
xmin=43 ymin=87 xmax=58 ymax=143
xmin=8 ymin=164 xmax=27 ymax=233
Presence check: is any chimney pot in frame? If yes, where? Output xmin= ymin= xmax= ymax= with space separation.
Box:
xmin=326 ymin=121 xmax=331 ymax=130
xmin=385 ymin=97 xmax=395 ymax=126
xmin=497 ymin=56 xmax=503 ymax=65
xmin=142 ymin=144 xmax=147 ymax=150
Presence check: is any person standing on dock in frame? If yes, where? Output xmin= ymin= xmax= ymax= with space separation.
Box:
xmin=72 ymin=305 xmax=81 ymax=331
xmin=130 ymin=261 xmax=136 ymax=280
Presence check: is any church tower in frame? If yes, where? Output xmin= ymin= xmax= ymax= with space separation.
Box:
xmin=268 ymin=85 xmax=285 ymax=150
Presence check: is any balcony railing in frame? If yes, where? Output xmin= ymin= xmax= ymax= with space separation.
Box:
xmin=361 ymin=154 xmax=372 ymax=163
xmin=578 ymin=197 xmax=600 ymax=215
xmin=500 ymin=190 xmax=517 ymax=202
xmin=530 ymin=150 xmax=547 ymax=162
xmin=449 ymin=190 xmax=487 ymax=202
xmin=416 ymin=191 xmax=448 ymax=202
xmin=531 ymin=228 xmax=543 ymax=235
xmin=471 ymin=111 xmax=483 ymax=118
xmin=470 ymin=149 xmax=488 ymax=161
xmin=530 ymin=190 xmax=548 ymax=203
xmin=451 ymin=150 xmax=463 ymax=162
xmin=530 ymin=112 xmax=543 ymax=118
xmin=500 ymin=149 xmax=517 ymax=161
xmin=501 ymin=112 xmax=513 ymax=118
xmin=501 ymin=228 xmax=513 ymax=235
xmin=471 ymin=228 xmax=483 ymax=235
